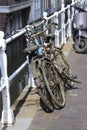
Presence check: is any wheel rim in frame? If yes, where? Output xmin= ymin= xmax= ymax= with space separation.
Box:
xmin=76 ymin=38 xmax=86 ymax=49
xmin=78 ymin=40 xmax=86 ymax=48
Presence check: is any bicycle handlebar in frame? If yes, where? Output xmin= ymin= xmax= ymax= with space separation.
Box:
xmin=24 ymin=22 xmax=58 ymax=55
xmin=25 ymin=22 xmax=58 ymax=38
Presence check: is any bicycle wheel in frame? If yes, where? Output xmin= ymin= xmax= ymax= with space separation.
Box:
xmin=43 ymin=61 xmax=66 ymax=109
xmin=34 ymin=60 xmax=54 ymax=112
xmin=53 ymin=48 xmax=74 ymax=89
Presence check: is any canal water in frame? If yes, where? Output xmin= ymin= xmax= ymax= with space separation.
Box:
xmin=0 ymin=35 xmax=29 ymax=118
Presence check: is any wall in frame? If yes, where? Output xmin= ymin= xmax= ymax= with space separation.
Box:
xmin=0 ymin=0 xmax=15 ymax=5
xmin=0 ymin=14 xmax=7 ymax=31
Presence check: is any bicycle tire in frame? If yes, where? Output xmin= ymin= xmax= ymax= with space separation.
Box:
xmin=34 ymin=62 xmax=54 ymax=112
xmin=38 ymin=87 xmax=54 ymax=112
xmin=41 ymin=60 xmax=66 ymax=109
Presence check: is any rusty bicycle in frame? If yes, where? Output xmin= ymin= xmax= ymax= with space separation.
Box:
xmin=23 ymin=23 xmax=79 ymax=112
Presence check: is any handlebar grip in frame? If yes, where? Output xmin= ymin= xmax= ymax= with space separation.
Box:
xmin=23 ymin=45 xmax=38 ymax=54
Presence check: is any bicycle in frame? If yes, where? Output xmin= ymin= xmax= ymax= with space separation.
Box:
xmin=51 ymin=46 xmax=80 ymax=90
xmin=23 ymin=22 xmax=80 ymax=112
xmin=23 ymin=24 xmax=66 ymax=112
xmin=42 ymin=33 xmax=80 ymax=90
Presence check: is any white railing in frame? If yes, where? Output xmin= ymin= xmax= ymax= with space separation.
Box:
xmin=0 ymin=0 xmax=84 ymax=126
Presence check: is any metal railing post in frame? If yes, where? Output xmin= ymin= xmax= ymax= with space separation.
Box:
xmin=71 ymin=0 xmax=75 ymax=20
xmin=67 ymin=5 xmax=72 ymax=38
xmin=43 ymin=12 xmax=48 ymax=35
xmin=54 ymin=12 xmax=59 ymax=47
xmin=61 ymin=0 xmax=66 ymax=44
xmin=27 ymin=56 xmax=36 ymax=88
xmin=0 ymin=31 xmax=14 ymax=126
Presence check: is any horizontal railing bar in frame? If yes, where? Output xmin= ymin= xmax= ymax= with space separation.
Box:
xmin=6 ymin=28 xmax=26 ymax=44
xmin=9 ymin=60 xmax=28 ymax=82
xmin=0 ymin=60 xmax=28 ymax=92
xmin=34 ymin=20 xmax=44 ymax=27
